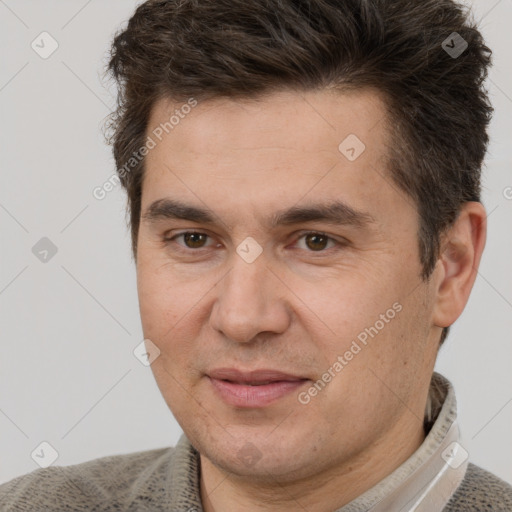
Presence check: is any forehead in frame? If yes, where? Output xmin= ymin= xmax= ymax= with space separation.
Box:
xmin=140 ymin=88 xmax=413 ymax=233
xmin=146 ymin=88 xmax=389 ymax=157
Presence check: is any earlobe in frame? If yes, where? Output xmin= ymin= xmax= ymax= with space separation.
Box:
xmin=432 ymin=202 xmax=487 ymax=328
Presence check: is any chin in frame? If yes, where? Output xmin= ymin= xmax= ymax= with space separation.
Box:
xmin=196 ymin=426 xmax=316 ymax=481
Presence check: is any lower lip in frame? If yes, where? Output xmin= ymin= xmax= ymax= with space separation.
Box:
xmin=208 ymin=377 xmax=308 ymax=408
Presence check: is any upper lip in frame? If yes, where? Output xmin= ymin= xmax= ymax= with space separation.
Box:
xmin=208 ymin=368 xmax=307 ymax=384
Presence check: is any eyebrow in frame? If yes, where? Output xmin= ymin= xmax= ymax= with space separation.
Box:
xmin=141 ymin=198 xmax=376 ymax=230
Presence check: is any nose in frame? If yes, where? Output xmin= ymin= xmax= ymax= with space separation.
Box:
xmin=209 ymin=250 xmax=291 ymax=343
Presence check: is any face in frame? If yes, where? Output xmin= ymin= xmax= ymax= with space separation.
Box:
xmin=136 ymin=89 xmax=441 ymax=482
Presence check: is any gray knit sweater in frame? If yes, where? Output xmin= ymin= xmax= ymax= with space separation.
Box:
xmin=1 ymin=372 xmax=511 ymax=511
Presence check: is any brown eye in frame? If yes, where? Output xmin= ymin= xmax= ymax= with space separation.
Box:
xmin=182 ymin=232 xmax=208 ymax=248
xmin=304 ymin=233 xmax=329 ymax=251
xmin=293 ymin=231 xmax=345 ymax=254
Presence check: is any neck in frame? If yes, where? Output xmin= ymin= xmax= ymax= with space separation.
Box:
xmin=199 ymin=414 xmax=426 ymax=512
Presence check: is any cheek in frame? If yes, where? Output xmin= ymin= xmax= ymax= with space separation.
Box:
xmin=295 ymin=275 xmax=413 ymax=396
xmin=290 ymin=272 xmax=394 ymax=344
xmin=137 ymin=256 xmax=194 ymax=321
xmin=137 ymin=269 xmax=187 ymax=360
xmin=136 ymin=262 xmax=211 ymax=368
xmin=137 ymin=267 xmax=170 ymax=334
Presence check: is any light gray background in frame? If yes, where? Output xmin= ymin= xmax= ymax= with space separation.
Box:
xmin=1 ymin=0 xmax=511 ymax=486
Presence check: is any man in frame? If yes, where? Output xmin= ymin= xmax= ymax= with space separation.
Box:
xmin=1 ymin=0 xmax=511 ymax=510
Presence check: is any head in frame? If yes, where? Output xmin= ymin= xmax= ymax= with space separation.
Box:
xmin=106 ymin=0 xmax=491 ymax=486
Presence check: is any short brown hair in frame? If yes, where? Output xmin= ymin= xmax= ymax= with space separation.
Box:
xmin=106 ymin=0 xmax=493 ymax=347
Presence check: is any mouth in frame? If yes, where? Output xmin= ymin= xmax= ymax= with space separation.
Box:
xmin=207 ymin=368 xmax=309 ymax=408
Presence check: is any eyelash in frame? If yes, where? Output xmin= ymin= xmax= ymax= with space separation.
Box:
xmin=163 ymin=231 xmax=345 ymax=255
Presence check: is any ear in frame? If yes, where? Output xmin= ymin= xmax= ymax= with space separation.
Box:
xmin=431 ymin=202 xmax=487 ymax=329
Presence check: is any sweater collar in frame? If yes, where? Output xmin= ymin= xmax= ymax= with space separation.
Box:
xmin=335 ymin=371 xmax=468 ymax=511
xmin=167 ymin=371 xmax=467 ymax=512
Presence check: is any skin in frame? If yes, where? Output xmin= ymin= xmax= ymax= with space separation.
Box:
xmin=136 ymin=89 xmax=486 ymax=512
